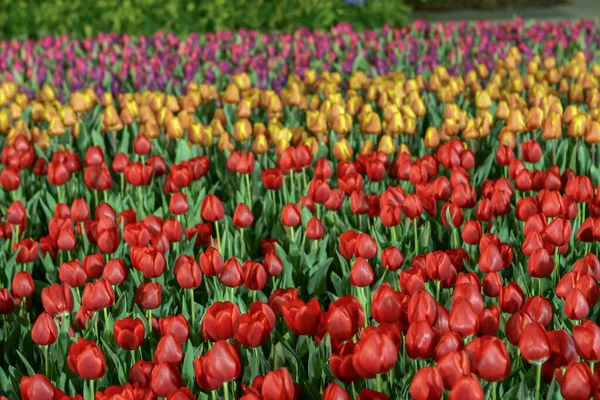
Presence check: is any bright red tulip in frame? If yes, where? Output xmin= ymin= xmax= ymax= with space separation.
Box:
xmin=114 ymin=317 xmax=145 ymax=350
xmin=67 ymin=338 xmax=106 ymax=379
xmin=409 ymin=366 xmax=443 ymax=400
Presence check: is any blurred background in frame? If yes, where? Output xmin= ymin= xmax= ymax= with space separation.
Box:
xmin=0 ymin=0 xmax=597 ymax=39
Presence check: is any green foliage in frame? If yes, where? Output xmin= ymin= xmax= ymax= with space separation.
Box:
xmin=0 ymin=0 xmax=411 ymax=39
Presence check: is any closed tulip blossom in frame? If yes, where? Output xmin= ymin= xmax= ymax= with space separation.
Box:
xmin=67 ymin=338 xmax=106 ymax=380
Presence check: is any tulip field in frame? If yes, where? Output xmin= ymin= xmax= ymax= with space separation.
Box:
xmin=3 ymin=18 xmax=600 ymax=400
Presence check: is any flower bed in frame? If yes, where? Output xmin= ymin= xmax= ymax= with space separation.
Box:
xmin=1 ymin=19 xmax=600 ymax=400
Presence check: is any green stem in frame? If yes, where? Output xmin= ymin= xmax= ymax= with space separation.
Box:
xmin=436 ymin=280 xmax=441 ymax=304
xmin=245 ymin=173 xmax=252 ymax=206
xmin=189 ymin=289 xmax=196 ymax=329
xmin=376 ymin=374 xmax=383 ymax=392
xmin=414 ymin=218 xmax=419 ymax=255
xmin=215 ymin=221 xmax=221 ymax=252
xmin=90 ymin=379 xmax=95 ymax=398
xmin=534 ymin=362 xmax=542 ymax=400
xmin=240 ymin=229 xmax=245 ymax=258
xmin=224 ymin=381 xmax=230 ymax=400
xmin=44 ymin=345 xmax=49 ymax=377
xmin=492 ymin=382 xmax=497 ymax=400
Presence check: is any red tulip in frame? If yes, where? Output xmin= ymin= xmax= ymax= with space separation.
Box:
xmin=135 ymin=282 xmax=162 ymax=309
xmin=405 ymin=320 xmax=437 ymax=360
xmin=433 ymin=332 xmax=463 ymax=362
xmin=269 ymin=288 xmax=298 ymax=317
xmin=449 ymin=298 xmax=479 ymax=338
xmin=262 ymin=168 xmax=284 ymax=190
xmin=499 ymin=282 xmax=524 ymax=314
xmin=202 ymin=301 xmax=240 ymax=341
xmin=399 ymin=267 xmax=426 ymax=295
xmin=564 ymin=288 xmax=590 ymax=320
xmin=262 ymin=368 xmax=297 ymax=400
xmin=478 ymin=305 xmax=500 ymax=336
xmin=407 ymin=290 xmax=437 ymax=325
xmin=482 ymin=272 xmax=502 ymax=298
xmin=522 ymin=140 xmax=542 ymax=163
xmin=151 ymin=362 xmax=182 ymax=397
xmin=381 ymin=247 xmax=403 ymax=271
xmin=114 ymin=317 xmax=145 ymax=350
xmin=220 ymin=257 xmax=244 ymax=288
xmin=436 ymin=350 xmax=471 ymax=390
xmin=12 ymin=270 xmax=34 ymax=298
xmin=20 ymin=374 xmax=56 ymax=400
xmin=560 ymin=362 xmax=592 ymax=400
xmin=350 ymin=257 xmax=374 ymax=287
xmin=355 ymin=233 xmax=377 ymax=258
xmin=31 ymin=312 xmax=58 ymax=345
xmin=155 ymin=334 xmax=183 ymax=365
xmin=522 ymin=296 xmax=552 ymax=327
xmin=82 ymin=279 xmax=115 ymax=311
xmin=199 ymin=246 xmax=223 ymax=276
xmin=243 ymin=260 xmax=268 ymax=290
xmin=518 ymin=322 xmax=551 ymax=364
xmin=352 ymin=331 xmax=398 ymax=378
xmin=159 ymin=314 xmax=190 ymax=344
xmin=103 ymin=258 xmax=128 ymax=285
xmin=67 ymin=338 xmax=106 ymax=379
xmin=322 ymin=383 xmax=349 ymax=400
xmin=326 ymin=296 xmax=365 ymax=341
xmin=308 ymin=179 xmax=331 ymax=204
xmin=201 ymin=194 xmax=224 ymax=222
xmin=174 ymin=255 xmax=202 ymax=289
xmin=357 ymin=388 xmax=388 ymax=400
xmin=14 ymin=238 xmax=38 ymax=263
xmin=41 ymin=283 xmax=74 ymax=317
xmin=281 ymin=203 xmax=301 ymax=227
xmin=338 ymin=230 xmax=359 ymax=259
xmin=282 ymin=298 xmax=321 ymax=336
xmin=448 ymin=374 xmax=484 ymax=400
xmin=305 ymin=217 xmax=325 ymax=240
xmin=409 ymin=366 xmax=444 ymax=400
xmin=572 ymin=320 xmax=600 ymax=361
xmin=227 ymin=204 xmax=252 ymax=231
xmin=466 ymin=336 xmax=510 ymax=382
xmin=372 ymin=284 xmax=406 ymax=323
xmin=236 ymin=311 xmax=273 ymax=348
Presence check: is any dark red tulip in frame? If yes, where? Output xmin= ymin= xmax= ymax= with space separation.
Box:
xmin=372 ymin=284 xmax=406 ymax=323
xmin=151 ymin=361 xmax=182 ymax=397
xmin=75 ymin=307 xmax=94 ymax=330
xmin=381 ymin=247 xmax=403 ymax=271
xmin=262 ymin=168 xmax=284 ymax=190
xmin=243 ymin=260 xmax=268 ymax=290
xmin=409 ymin=366 xmax=443 ymax=400
xmin=202 ymin=301 xmax=240 ymax=341
xmin=425 ymin=251 xmax=454 ymax=282
xmin=262 ymin=368 xmax=297 ymax=400
xmin=281 ymin=203 xmax=301 ymax=227
xmin=199 ymin=246 xmax=223 ymax=277
xmin=6 ymin=200 xmax=26 ymax=225
xmin=522 ymin=140 xmax=542 ymax=163
xmin=236 ymin=311 xmax=273 ymax=348
xmin=201 ymin=194 xmax=224 ymax=222
xmin=220 ymin=257 xmax=244 ymax=288
xmin=482 ymin=272 xmax=502 ymax=297
xmin=67 ymin=338 xmax=106 ymax=379
xmin=402 ymin=194 xmax=423 ymax=219
xmin=477 ymin=305 xmax=500 ymax=336
xmin=308 ymin=179 xmax=331 ymax=204
xmin=264 ymin=252 xmax=283 ymax=276
xmin=83 ymin=252 xmax=105 ymax=279
xmin=564 ymin=288 xmax=590 ymax=320
xmin=174 ymin=255 xmax=202 ymax=289
xmin=159 ymin=314 xmax=190 ymax=344
xmin=505 ymin=311 xmax=534 ymax=346
xmin=14 ymin=238 xmax=39 ymax=263
xmin=495 ymin=145 xmax=514 ymax=166
xmin=355 ymin=233 xmax=377 ymax=258
xmin=329 ymin=342 xmax=361 ymax=383
xmin=129 ymin=359 xmax=153 ymax=388
xmin=467 ymin=336 xmax=511 ymax=382
xmin=135 ymin=282 xmax=162 ymax=309
xmin=326 ymin=295 xmax=365 ymax=341
xmin=399 ymin=266 xmax=426 ymax=295
xmin=20 ymin=374 xmax=56 ymax=400
xmin=155 ymin=334 xmax=183 ymax=365
xmin=461 ymin=220 xmax=482 ymax=245
xmin=449 ymin=298 xmax=479 ymax=338
xmin=269 ymin=288 xmax=298 ymax=317
xmin=573 ymin=320 xmax=600 ymax=361
xmin=350 ymin=257 xmax=374 ymax=287
xmin=499 ymin=282 xmax=524 ymax=314
xmin=407 ymin=290 xmax=437 ymax=326
xmin=338 ymin=230 xmax=359 ymax=259
xmin=519 ymin=322 xmax=551 ymax=364
xmin=103 ymin=258 xmax=128 ymax=285
xmin=41 ymin=283 xmax=74 ymax=316
xmin=357 ymin=388 xmax=388 ymax=400
xmin=169 ymin=192 xmax=189 ymax=215
xmin=282 ymin=298 xmax=321 ymax=336
xmin=433 ymin=331 xmax=464 ymax=362
xmin=406 ymin=320 xmax=437 ymax=360
xmin=448 ymin=374 xmax=484 ymax=400
xmin=12 ymin=270 xmax=34 ymax=298
xmin=478 ymin=244 xmax=503 ymax=273
xmin=436 ymin=350 xmax=471 ymax=390
xmin=352 ymin=331 xmax=398 ymax=378
xmin=114 ymin=317 xmax=145 ymax=350
xmin=522 ymin=296 xmax=552 ymax=327
xmin=441 ymin=202 xmax=463 ymax=229
xmin=305 ymin=217 xmax=325 ymax=240
xmin=31 ymin=312 xmax=58 ymax=345
xmin=322 ymin=382 xmax=349 ymax=400
xmin=560 ymin=362 xmax=592 ymax=400
xmin=82 ymin=279 xmax=115 ymax=311
xmin=232 ymin=203 xmax=254 ymax=228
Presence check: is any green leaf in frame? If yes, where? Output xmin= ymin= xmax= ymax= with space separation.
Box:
xmin=307 ymin=257 xmax=333 ymax=297
xmin=16 ymin=350 xmax=35 ymax=377
xmin=175 ymin=140 xmax=194 ymax=163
